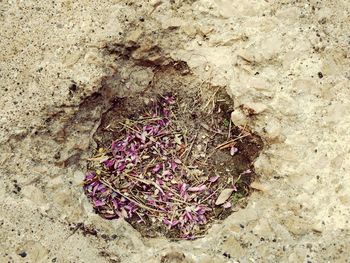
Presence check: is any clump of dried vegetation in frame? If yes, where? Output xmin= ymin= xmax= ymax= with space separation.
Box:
xmin=83 ymin=90 xmax=262 ymax=239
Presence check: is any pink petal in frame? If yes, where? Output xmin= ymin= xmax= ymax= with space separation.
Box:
xmin=103 ymin=214 xmax=118 ymax=219
xmin=230 ymin=146 xmax=238 ymax=156
xmin=162 ymin=170 xmax=172 ymax=177
xmin=117 ymin=162 xmax=126 ymax=172
xmin=85 ymin=172 xmax=95 ymax=180
xmin=208 ymin=175 xmax=220 ymax=183
xmin=185 ymin=211 xmax=193 ymax=220
xmin=188 ymin=185 xmax=207 ymax=192
xmin=242 ymin=169 xmax=252 ymax=175
xmin=92 ymin=183 xmax=100 ymax=196
xmin=232 ymin=184 xmax=238 ymax=192
xmin=223 ymin=202 xmax=232 ymax=209
xmin=163 ymin=218 xmax=171 ymax=225
xmin=179 ymin=183 xmax=187 ymax=197
xmin=152 ymin=164 xmax=161 ymax=173
xmin=111 ymin=199 xmax=119 ymax=209
xmin=156 ymin=179 xmax=164 ymax=185
xmin=171 ymin=220 xmax=179 ymax=226
xmin=170 ymin=161 xmax=177 ymax=171
xmin=195 ymin=205 xmax=209 ymax=215
xmin=140 ymin=131 xmax=147 ymax=143
xmin=104 ymin=159 xmax=115 ymax=168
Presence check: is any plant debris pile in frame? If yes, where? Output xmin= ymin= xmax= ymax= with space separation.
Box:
xmin=83 ymin=93 xmax=261 ymax=239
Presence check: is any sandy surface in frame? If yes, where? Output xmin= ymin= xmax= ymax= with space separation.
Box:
xmin=1 ymin=0 xmax=350 ymax=262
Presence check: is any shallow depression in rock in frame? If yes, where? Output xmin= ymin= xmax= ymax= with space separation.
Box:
xmin=83 ymin=64 xmax=263 ymax=240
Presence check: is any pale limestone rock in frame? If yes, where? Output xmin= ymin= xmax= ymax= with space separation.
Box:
xmin=321 ymin=52 xmax=344 ymax=76
xmin=161 ymin=17 xmax=184 ymax=29
xmin=17 ymin=240 xmax=49 ymax=263
xmin=182 ymin=23 xmax=197 ymax=37
xmin=73 ymin=170 xmax=85 ymax=185
xmin=264 ymin=118 xmax=281 ymax=140
xmin=230 ymin=109 xmax=247 ymax=126
xmin=63 ymin=50 xmax=83 ymax=67
xmin=248 ymin=76 xmax=270 ymax=91
xmin=209 ymin=32 xmax=246 ymax=47
xmin=236 ymin=49 xmax=256 ymax=63
xmin=325 ymin=102 xmax=350 ymax=124
xmin=254 ymin=154 xmax=274 ymax=176
xmin=220 ymin=236 xmax=245 ymax=258
xmin=46 ymin=176 xmax=64 ymax=189
xmin=244 ymin=102 xmax=268 ymax=114
xmin=84 ymin=50 xmax=104 ymax=65
xmin=292 ymin=78 xmax=318 ymax=95
xmin=269 ymin=222 xmax=293 ymax=241
xmin=126 ymin=28 xmax=143 ymax=42
xmin=252 ymin=218 xmax=274 ymax=239
xmin=323 ymin=80 xmax=350 ymax=99
xmin=259 ymin=34 xmax=283 ymax=60
xmin=22 ymin=185 xmax=46 ymax=205
xmin=160 ymin=251 xmax=194 ymax=263
xmin=196 ymin=25 xmax=214 ymax=36
xmin=272 ymin=94 xmax=299 ymax=116
xmin=250 ymin=181 xmax=270 ymax=193
xmin=282 ymin=215 xmax=311 ymax=236
xmin=199 ymin=256 xmax=227 ymax=263
xmin=215 ymin=0 xmax=266 ymax=17
xmin=275 ymin=7 xmax=299 ymax=25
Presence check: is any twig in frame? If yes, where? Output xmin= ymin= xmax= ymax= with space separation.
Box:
xmin=184 ymin=133 xmax=198 ymax=162
xmin=227 ymin=118 xmax=232 ymax=140
xmin=203 ymin=87 xmax=220 ymax=109
xmin=100 ymin=179 xmax=164 ymax=213
xmin=168 ymin=206 xmax=178 ymax=230
xmin=124 ymin=174 xmax=164 ymax=194
xmin=215 ymin=133 xmax=250 ymax=150
xmin=200 ymin=123 xmax=226 ymax=135
xmin=117 ymin=121 xmax=140 ymax=133
xmin=199 ymin=186 xmax=222 ymax=204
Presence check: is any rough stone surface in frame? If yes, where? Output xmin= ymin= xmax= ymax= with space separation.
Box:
xmin=1 ymin=0 xmax=350 ymax=262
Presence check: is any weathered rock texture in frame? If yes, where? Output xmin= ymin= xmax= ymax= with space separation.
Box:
xmin=1 ymin=0 xmax=350 ymax=262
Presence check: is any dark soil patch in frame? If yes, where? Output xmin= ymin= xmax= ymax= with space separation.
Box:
xmin=83 ymin=66 xmax=263 ymax=240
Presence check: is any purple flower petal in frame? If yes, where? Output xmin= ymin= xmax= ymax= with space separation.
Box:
xmin=90 ymin=181 xmax=98 ymax=187
xmin=104 ymin=159 xmax=115 ymax=168
xmin=94 ymin=199 xmax=105 ymax=207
